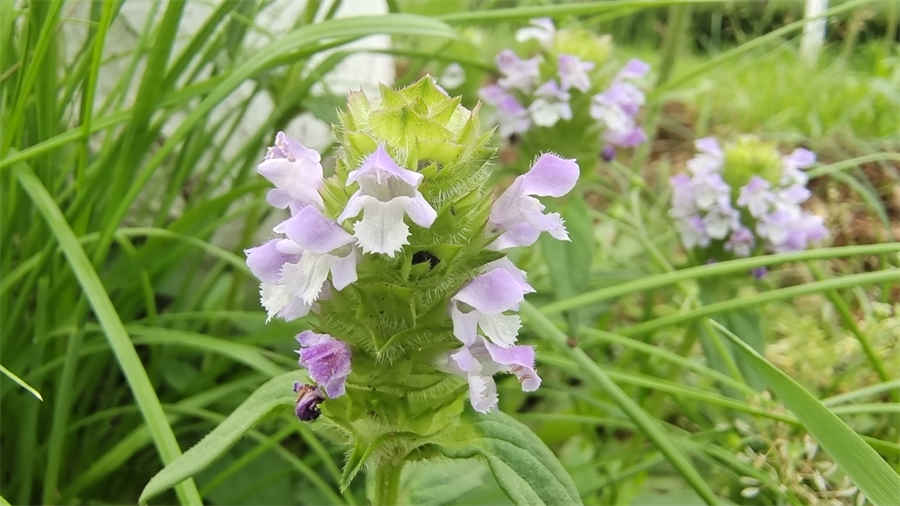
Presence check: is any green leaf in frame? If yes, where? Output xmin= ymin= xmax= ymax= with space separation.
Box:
xmin=139 ymin=371 xmax=305 ymax=504
xmin=442 ymin=411 xmax=582 ymax=506
xmin=710 ymin=321 xmax=900 ymax=506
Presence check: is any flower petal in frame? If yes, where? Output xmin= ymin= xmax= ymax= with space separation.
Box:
xmin=245 ymin=239 xmax=293 ymax=283
xmin=401 ymin=193 xmax=437 ymax=228
xmin=521 ymin=153 xmax=579 ymax=197
xmin=329 ymin=249 xmax=358 ymax=291
xmin=296 ymin=331 xmax=351 ymax=398
xmin=483 ymin=341 xmax=542 ymax=392
xmin=274 ymin=206 xmax=354 ymax=254
xmin=454 ymin=267 xmax=529 ymax=313
xmin=347 ymin=145 xmax=422 ymax=188
xmin=466 ymin=374 xmax=499 ymax=413
xmin=451 ymin=303 xmax=480 ymax=346
xmin=352 ymin=198 xmax=410 ymax=256
xmin=477 ymin=312 xmax=522 ymax=348
xmin=280 ymin=254 xmax=333 ymax=305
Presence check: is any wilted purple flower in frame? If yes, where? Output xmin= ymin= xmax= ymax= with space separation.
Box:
xmin=296 ymin=331 xmax=351 ymax=398
xmin=515 ymin=17 xmax=556 ymax=47
xmin=601 ymin=145 xmax=616 ymax=162
xmin=496 ymin=50 xmax=541 ymax=91
xmin=338 ymin=145 xmax=437 ymax=257
xmin=251 ymin=206 xmax=358 ymax=322
xmin=557 ymin=54 xmax=595 ymax=92
xmin=442 ymin=337 xmax=541 ymax=413
xmin=488 ymin=153 xmax=579 ymax=250
xmin=450 ymin=260 xmax=535 ymax=347
xmin=529 ymin=81 xmax=572 ymax=127
xmin=293 ymin=383 xmax=325 ymax=421
xmin=257 ymin=131 xmax=324 ymax=214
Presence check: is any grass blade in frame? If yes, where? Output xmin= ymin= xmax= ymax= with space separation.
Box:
xmin=0 ymin=363 xmax=43 ymax=401
xmin=139 ymin=371 xmax=305 ymax=504
xmin=709 ymin=321 xmax=900 ymax=505
xmin=541 ymin=243 xmax=900 ymax=314
xmin=14 ymin=164 xmax=202 ymax=506
xmin=520 ymin=302 xmax=720 ymax=505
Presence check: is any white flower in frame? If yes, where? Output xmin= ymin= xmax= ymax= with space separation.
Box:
xmin=338 ymin=145 xmax=437 ymax=256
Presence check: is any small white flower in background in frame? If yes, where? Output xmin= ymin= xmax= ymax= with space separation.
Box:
xmin=528 ymin=80 xmax=572 ymax=127
xmin=439 ymin=63 xmax=466 ymax=89
xmin=515 ymin=17 xmax=556 ymax=47
xmin=496 ymin=50 xmax=541 ymax=92
xmin=557 ymin=54 xmax=595 ymax=92
xmin=338 ymin=145 xmax=437 ymax=257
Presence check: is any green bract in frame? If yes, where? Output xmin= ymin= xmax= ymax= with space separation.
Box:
xmin=722 ymin=136 xmax=784 ymax=190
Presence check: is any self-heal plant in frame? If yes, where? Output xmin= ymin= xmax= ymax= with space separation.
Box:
xmin=670 ymin=136 xmax=827 ymax=263
xmin=478 ymin=18 xmax=651 ymax=169
xmin=243 ymin=77 xmax=581 ymax=504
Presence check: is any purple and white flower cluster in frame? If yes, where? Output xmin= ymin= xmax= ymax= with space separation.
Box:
xmin=670 ymin=137 xmax=827 ymax=257
xmin=444 ymin=154 xmax=579 ymax=412
xmin=478 ymin=18 xmax=649 ymax=157
xmin=246 ymin=131 xmax=579 ymax=416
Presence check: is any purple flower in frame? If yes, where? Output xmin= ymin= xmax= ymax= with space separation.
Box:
xmin=676 ymin=215 xmax=711 ymax=249
xmin=338 ymin=145 xmax=437 ymax=257
xmin=496 ymin=50 xmax=541 ymax=91
xmin=781 ymin=148 xmax=815 ymax=186
xmin=250 ymin=206 xmax=358 ymax=322
xmin=479 ymin=85 xmax=533 ymax=137
xmin=529 ymin=81 xmax=572 ymax=127
xmin=515 ymin=17 xmax=556 ymax=47
xmin=590 ymin=94 xmax=645 ymax=148
xmin=257 ymin=131 xmax=324 ymax=214
xmin=488 ymin=153 xmax=579 ymax=250
xmin=737 ymin=177 xmax=775 ymax=217
xmin=296 ymin=331 xmax=351 ymax=398
xmin=441 ymin=337 xmax=541 ymax=413
xmin=557 ymin=54 xmax=595 ymax=92
xmin=450 ymin=259 xmax=535 ymax=347
xmin=590 ymin=59 xmax=649 ymax=148
xmin=293 ymin=382 xmax=325 ymax=421
xmin=670 ymin=173 xmax=697 ymax=218
xmin=703 ymin=200 xmax=739 ymax=239
xmin=752 ymin=266 xmax=768 ymax=279
xmin=615 ymin=59 xmax=650 ymax=81
xmin=725 ymin=225 xmax=754 ymax=257
xmin=687 ymin=137 xmax=724 ymax=175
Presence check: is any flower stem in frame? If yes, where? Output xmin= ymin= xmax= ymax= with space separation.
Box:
xmin=373 ymin=457 xmax=404 ymax=506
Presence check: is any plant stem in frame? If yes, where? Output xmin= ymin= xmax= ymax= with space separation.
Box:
xmin=373 ymin=457 xmax=404 ymax=506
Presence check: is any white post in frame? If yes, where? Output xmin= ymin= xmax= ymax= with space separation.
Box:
xmin=801 ymin=0 xmax=828 ymax=64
